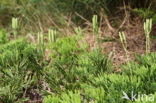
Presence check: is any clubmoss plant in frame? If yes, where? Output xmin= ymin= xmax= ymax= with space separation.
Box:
xmin=144 ymin=19 xmax=152 ymax=53
xmin=43 ymin=91 xmax=81 ymax=103
xmin=119 ymin=32 xmax=128 ymax=56
xmin=45 ymin=36 xmax=85 ymax=92
xmin=0 ymin=29 xmax=8 ymax=44
xmin=37 ymin=32 xmax=44 ymax=45
xmin=118 ymin=31 xmax=135 ymax=81
xmin=74 ymin=27 xmax=83 ymax=35
xmin=92 ymin=15 xmax=99 ymax=35
xmin=37 ymin=32 xmax=45 ymax=56
xmin=48 ymin=29 xmax=57 ymax=43
xmin=11 ymin=17 xmax=19 ymax=38
xmin=0 ymin=39 xmax=43 ymax=103
xmin=92 ymin=15 xmax=101 ymax=49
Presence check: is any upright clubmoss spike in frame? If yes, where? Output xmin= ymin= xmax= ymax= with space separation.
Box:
xmin=37 ymin=32 xmax=44 ymax=45
xmin=12 ymin=18 xmax=18 ymax=30
xmin=48 ymin=29 xmax=56 ymax=43
xmin=74 ymin=27 xmax=83 ymax=35
xmin=144 ymin=19 xmax=152 ymax=53
xmin=92 ymin=15 xmax=99 ymax=35
xmin=11 ymin=17 xmax=19 ymax=38
xmin=119 ymin=31 xmax=128 ymax=55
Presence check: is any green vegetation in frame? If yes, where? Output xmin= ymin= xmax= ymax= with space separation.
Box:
xmin=1 ymin=0 xmax=156 ymax=103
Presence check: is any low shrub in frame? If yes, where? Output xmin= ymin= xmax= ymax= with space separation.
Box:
xmin=43 ymin=91 xmax=81 ymax=103
xmin=0 ymin=39 xmax=43 ymax=102
xmin=0 ymin=29 xmax=8 ymax=44
xmin=44 ymin=36 xmax=86 ymax=92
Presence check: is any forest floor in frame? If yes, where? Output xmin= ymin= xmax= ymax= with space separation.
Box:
xmin=85 ymin=17 xmax=156 ymax=71
xmin=24 ymin=17 xmax=156 ymax=103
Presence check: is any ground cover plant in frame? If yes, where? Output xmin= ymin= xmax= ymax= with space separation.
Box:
xmin=1 ymin=0 xmax=156 ymax=103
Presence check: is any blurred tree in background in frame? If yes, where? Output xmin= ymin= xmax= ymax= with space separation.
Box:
xmin=0 ymin=0 xmax=156 ymax=27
